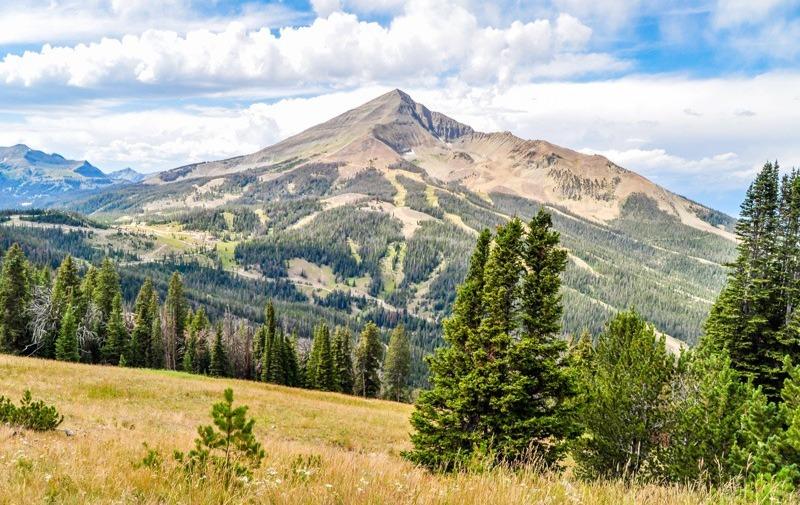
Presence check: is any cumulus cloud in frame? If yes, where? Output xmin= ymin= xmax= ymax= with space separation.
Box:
xmin=0 ymin=1 xmax=624 ymax=91
xmin=0 ymin=0 xmax=302 ymax=46
xmin=311 ymin=0 xmax=343 ymax=17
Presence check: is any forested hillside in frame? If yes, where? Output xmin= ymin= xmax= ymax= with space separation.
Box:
xmin=58 ymin=91 xmax=736 ymax=351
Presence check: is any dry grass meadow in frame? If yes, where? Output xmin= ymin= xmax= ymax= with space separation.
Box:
xmin=0 ymin=354 xmax=791 ymax=504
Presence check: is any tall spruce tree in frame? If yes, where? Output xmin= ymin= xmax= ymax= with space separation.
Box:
xmin=209 ymin=323 xmax=227 ymax=377
xmin=164 ymin=272 xmax=187 ymax=369
xmin=332 ymin=327 xmax=355 ymax=394
xmin=383 ymin=325 xmax=411 ymax=402
xmin=47 ymin=254 xmax=81 ymax=357
xmin=502 ymin=209 xmax=576 ymax=466
xmin=268 ymin=328 xmax=286 ymax=384
xmin=101 ymin=293 xmax=128 ymax=365
xmin=354 ymin=322 xmax=383 ymax=398
xmin=307 ymin=322 xmax=335 ymax=391
xmin=149 ymin=295 xmax=164 ymax=369
xmin=703 ymin=162 xmax=787 ymax=399
xmin=259 ymin=301 xmax=277 ymax=382
xmin=406 ymin=229 xmax=492 ymax=469
xmin=408 ymin=213 xmax=579 ymax=469
xmin=55 ymin=302 xmax=80 ymax=362
xmin=284 ymin=332 xmax=301 ymax=387
xmin=0 ymin=243 xmax=31 ymax=354
xmin=129 ymin=279 xmax=155 ymax=367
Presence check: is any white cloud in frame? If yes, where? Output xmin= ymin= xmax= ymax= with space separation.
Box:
xmin=311 ymin=0 xmax=343 ymax=17
xmin=0 ymin=1 xmax=623 ymax=90
xmin=0 ymin=0 xmax=302 ymax=46
xmin=553 ymin=0 xmax=640 ymax=29
xmin=0 ymin=104 xmax=283 ymax=173
xmin=712 ymin=0 xmax=794 ymax=28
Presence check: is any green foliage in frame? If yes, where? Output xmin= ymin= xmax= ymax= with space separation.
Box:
xmin=129 ymin=279 xmax=155 ymax=368
xmin=408 ymin=213 xmax=576 ymax=470
xmin=55 ymin=303 xmax=80 ymax=362
xmin=174 ymin=388 xmax=265 ymax=487
xmin=0 ymin=243 xmax=31 ymax=353
xmin=47 ymin=254 xmax=81 ymax=358
xmin=0 ymin=390 xmax=63 ymax=431
xmin=573 ymin=310 xmax=675 ymax=480
xmin=137 ymin=443 xmax=163 ymax=471
xmin=332 ymin=327 xmax=354 ymax=394
xmin=101 ymin=294 xmax=128 ymax=365
xmin=306 ymin=323 xmax=335 ymax=391
xmin=209 ymin=324 xmax=227 ymax=377
xmin=658 ymin=348 xmax=753 ymax=485
xmin=164 ymin=272 xmax=186 ymax=368
xmin=383 ymin=325 xmax=411 ymax=402
xmin=702 ymin=162 xmax=798 ymax=400
xmin=354 ymin=322 xmax=383 ymax=398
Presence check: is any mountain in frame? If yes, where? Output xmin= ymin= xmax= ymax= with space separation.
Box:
xmin=108 ymin=167 xmax=146 ymax=183
xmin=68 ymin=90 xmax=737 ymax=346
xmin=151 ymin=89 xmax=732 ymax=238
xmin=0 ymin=144 xmax=113 ymax=206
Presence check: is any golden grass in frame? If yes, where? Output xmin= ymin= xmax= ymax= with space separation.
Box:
xmin=0 ymin=355 xmax=788 ymax=504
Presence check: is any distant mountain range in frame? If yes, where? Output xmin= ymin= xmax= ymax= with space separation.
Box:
xmin=0 ymin=144 xmax=144 ymax=206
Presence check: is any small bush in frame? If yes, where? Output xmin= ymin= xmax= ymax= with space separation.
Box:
xmin=174 ymin=388 xmax=265 ymax=487
xmin=0 ymin=390 xmax=63 ymax=431
xmin=137 ymin=443 xmax=163 ymax=470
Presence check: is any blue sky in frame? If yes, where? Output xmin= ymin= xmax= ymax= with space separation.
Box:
xmin=0 ymin=0 xmax=799 ymax=215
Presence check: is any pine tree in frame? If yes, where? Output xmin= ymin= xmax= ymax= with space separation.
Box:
xmin=150 ymin=299 xmax=164 ymax=369
xmin=164 ymin=272 xmax=187 ymax=369
xmin=703 ymin=162 xmax=786 ymax=400
xmin=182 ymin=334 xmax=196 ymax=373
xmin=185 ymin=307 xmax=209 ymax=373
xmin=101 ymin=293 xmax=128 ymax=365
xmin=259 ymin=301 xmax=277 ymax=382
xmin=454 ymin=218 xmax=524 ymax=465
xmin=196 ymin=335 xmax=210 ymax=375
xmin=93 ymin=258 xmax=120 ymax=321
xmin=383 ymin=325 xmax=411 ymax=401
xmin=76 ymin=266 xmax=98 ymax=319
xmin=307 ymin=323 xmax=335 ymax=390
xmin=406 ymin=229 xmax=492 ymax=469
xmin=268 ymin=329 xmax=286 ymax=384
xmin=573 ymin=310 xmax=675 ymax=480
xmin=209 ymin=323 xmax=227 ymax=377
xmin=129 ymin=279 xmax=155 ymax=367
xmin=0 ymin=244 xmax=31 ymax=354
xmin=500 ymin=209 xmax=576 ymax=466
xmin=332 ymin=327 xmax=354 ymax=394
xmin=354 ymin=322 xmax=382 ymax=398
xmin=55 ymin=302 xmax=80 ymax=362
xmin=47 ymin=255 xmax=81 ymax=357
xmin=283 ymin=332 xmax=301 ymax=387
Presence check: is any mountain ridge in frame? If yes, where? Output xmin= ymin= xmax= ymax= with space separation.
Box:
xmin=58 ymin=90 xmax=737 ymax=346
xmin=150 ymin=89 xmax=734 ymax=239
xmin=0 ymin=144 xmax=114 ymax=206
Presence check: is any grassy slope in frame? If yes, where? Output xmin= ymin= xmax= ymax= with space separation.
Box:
xmin=0 ymin=355 xmax=771 ymax=504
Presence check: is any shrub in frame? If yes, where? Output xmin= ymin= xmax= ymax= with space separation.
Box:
xmin=0 ymin=390 xmax=64 ymax=431
xmin=174 ymin=388 xmax=265 ymax=487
